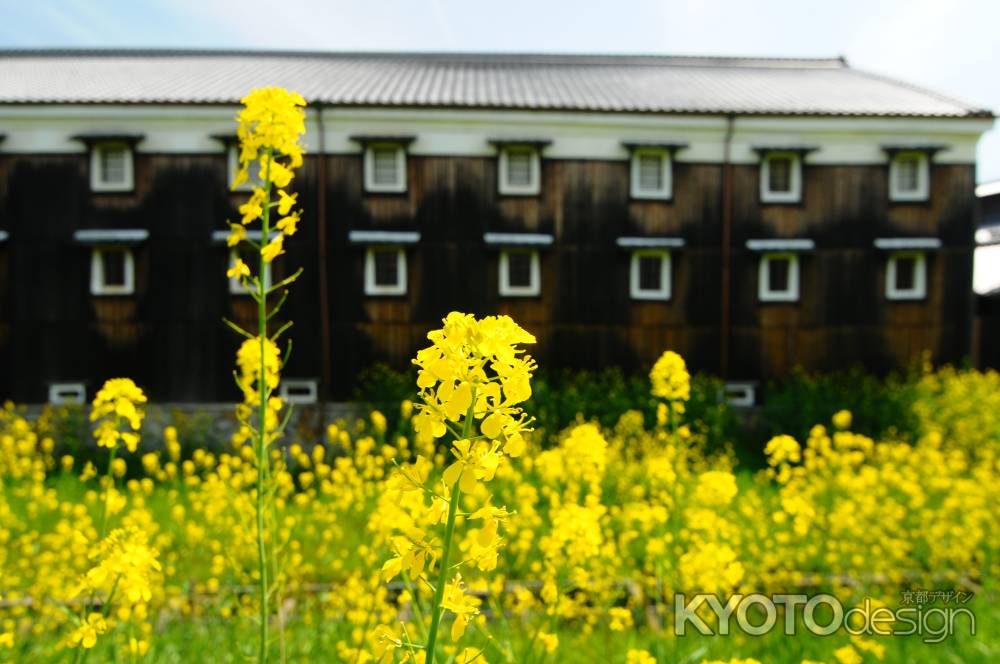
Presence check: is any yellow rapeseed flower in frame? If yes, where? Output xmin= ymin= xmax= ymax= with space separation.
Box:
xmin=832 ymin=409 xmax=853 ymax=430
xmin=440 ymin=574 xmax=479 ymax=641
xmin=260 ymin=234 xmax=285 ymax=263
xmin=227 ymin=258 xmax=251 ymax=280
xmin=90 ymin=378 xmax=147 ymax=452
xmin=66 ymin=613 xmax=108 ymax=649
xmin=650 ymin=350 xmax=690 ymax=422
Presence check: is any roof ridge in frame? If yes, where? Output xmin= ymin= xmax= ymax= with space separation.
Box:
xmin=0 ymin=48 xmax=850 ymax=68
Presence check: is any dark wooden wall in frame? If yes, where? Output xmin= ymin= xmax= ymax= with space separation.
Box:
xmin=0 ymin=149 xmax=977 ymax=402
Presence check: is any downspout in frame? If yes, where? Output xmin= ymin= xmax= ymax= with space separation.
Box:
xmin=720 ymin=113 xmax=735 ymax=379
xmin=315 ymin=103 xmax=333 ymax=410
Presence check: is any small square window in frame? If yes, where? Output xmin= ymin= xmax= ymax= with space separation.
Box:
xmin=374 ymin=249 xmax=399 ymax=285
xmin=279 ymin=379 xmax=318 ymax=405
xmin=758 ymin=253 xmax=799 ymax=302
xmin=364 ymin=145 xmax=407 ymax=193
xmin=506 ymin=153 xmax=533 ymax=187
xmin=886 ymin=251 xmax=927 ymax=300
xmin=768 ymin=257 xmax=790 ymax=292
xmin=889 ymin=152 xmax=930 ymax=202
xmin=499 ymin=249 xmax=540 ymax=296
xmin=498 ymin=147 xmax=540 ymax=196
xmin=760 ymin=152 xmax=801 ymax=203
xmin=90 ymin=143 xmax=134 ymax=192
xmin=895 ymin=157 xmax=920 ymax=192
xmin=229 ymin=247 xmax=273 ymax=295
xmin=629 ymin=250 xmax=671 ymax=300
xmin=90 ymin=246 xmax=135 ymax=295
xmin=364 ymin=247 xmax=407 ymax=296
xmin=48 ymin=383 xmax=86 ymax=405
xmin=630 ymin=150 xmax=672 ymax=200
xmin=767 ymin=156 xmax=793 ymax=193
xmin=894 ymin=256 xmax=916 ymax=290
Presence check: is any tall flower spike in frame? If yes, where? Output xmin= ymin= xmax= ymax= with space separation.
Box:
xmin=228 ymin=86 xmax=307 ymax=664
xmin=390 ymin=312 xmax=535 ymax=663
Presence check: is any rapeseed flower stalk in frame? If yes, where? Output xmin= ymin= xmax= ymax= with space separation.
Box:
xmin=68 ymin=527 xmax=162 ymax=659
xmin=91 ymin=378 xmax=147 ymax=452
xmin=225 ymin=86 xmax=306 ymax=663
xmin=650 ymin=350 xmax=690 ymax=429
xmin=377 ymin=312 xmax=536 ymax=663
xmin=89 ymin=378 xmax=147 ymax=535
xmin=68 ymin=379 xmax=149 ymax=660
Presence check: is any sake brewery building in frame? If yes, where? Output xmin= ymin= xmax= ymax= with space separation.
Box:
xmin=0 ymin=50 xmax=993 ymax=403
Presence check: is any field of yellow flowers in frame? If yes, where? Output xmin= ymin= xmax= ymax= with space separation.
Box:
xmin=1 ymin=349 xmax=998 ymax=663
xmin=2 ymin=88 xmax=998 ymax=664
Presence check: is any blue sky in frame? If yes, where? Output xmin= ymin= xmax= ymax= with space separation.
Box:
xmin=2 ymin=0 xmax=998 ymax=182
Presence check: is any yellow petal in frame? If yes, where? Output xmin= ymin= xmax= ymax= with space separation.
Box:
xmin=442 ymin=461 xmax=463 ymax=489
xmin=451 ymin=614 xmax=468 ymax=641
xmin=460 ymin=466 xmax=478 ymax=494
xmin=480 ymin=411 xmax=505 ymax=439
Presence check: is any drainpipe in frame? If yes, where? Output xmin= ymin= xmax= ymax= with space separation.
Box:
xmin=720 ymin=114 xmax=735 ymax=379
xmin=315 ymin=103 xmax=333 ymax=411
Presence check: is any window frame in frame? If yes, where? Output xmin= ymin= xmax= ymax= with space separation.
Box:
xmin=364 ymin=143 xmax=408 ymax=194
xmin=228 ymin=247 xmax=273 ymax=295
xmin=629 ymin=148 xmax=672 ymax=200
xmin=364 ymin=246 xmax=407 ymax=296
xmin=497 ymin=146 xmax=541 ymax=196
xmin=758 ymin=252 xmax=800 ymax=302
xmin=90 ymin=142 xmax=134 ymax=192
xmin=888 ymin=151 xmax=930 ymax=202
xmin=90 ymin=245 xmax=136 ymax=296
xmin=722 ymin=382 xmax=756 ymax=407
xmin=759 ymin=151 xmax=802 ymax=204
xmin=48 ymin=383 xmax=86 ymax=405
xmin=498 ymin=248 xmax=541 ymax=297
xmin=629 ymin=250 xmax=671 ymax=300
xmin=886 ymin=251 xmax=927 ymax=300
xmin=279 ymin=379 xmax=319 ymax=405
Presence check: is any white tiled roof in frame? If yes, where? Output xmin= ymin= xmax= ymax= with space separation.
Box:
xmin=0 ymin=50 xmax=990 ymax=118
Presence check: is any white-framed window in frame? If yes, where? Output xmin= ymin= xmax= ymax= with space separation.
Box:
xmin=722 ymin=382 xmax=756 ymax=407
xmin=229 ymin=247 xmax=273 ymax=295
xmin=90 ymin=142 xmax=134 ymax=192
xmin=629 ymin=250 xmax=671 ymax=300
xmin=630 ymin=149 xmax=672 ymax=200
xmin=886 ymin=251 xmax=927 ymax=300
xmin=364 ymin=144 xmax=407 ymax=193
xmin=498 ymin=146 xmax=541 ymax=196
xmin=90 ymin=246 xmax=135 ymax=295
xmin=889 ymin=151 xmax=930 ymax=202
xmin=227 ymin=144 xmax=261 ymax=191
xmin=364 ymin=246 xmax=407 ymax=296
xmin=758 ymin=252 xmax=799 ymax=302
xmin=279 ymin=379 xmax=318 ymax=405
xmin=48 ymin=383 xmax=86 ymax=405
xmin=760 ymin=152 xmax=802 ymax=204
xmin=499 ymin=249 xmax=540 ymax=297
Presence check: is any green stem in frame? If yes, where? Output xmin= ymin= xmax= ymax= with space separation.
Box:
xmin=401 ymin=572 xmax=429 ymax=641
xmin=77 ymin=431 xmax=122 ymax=664
xmin=256 ymin=146 xmax=275 ymax=664
xmin=424 ymin=393 xmax=475 ymax=663
xmin=77 ymin=575 xmax=121 ymax=664
xmin=97 ymin=442 xmax=118 ymax=539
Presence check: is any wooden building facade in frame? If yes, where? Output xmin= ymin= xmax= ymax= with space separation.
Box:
xmin=0 ymin=51 xmax=993 ymax=403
